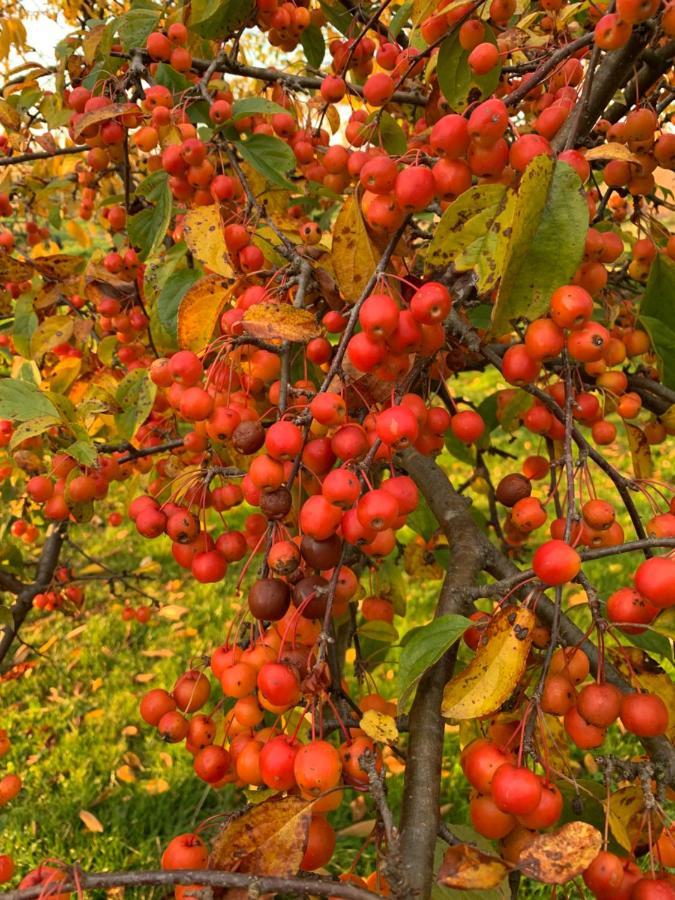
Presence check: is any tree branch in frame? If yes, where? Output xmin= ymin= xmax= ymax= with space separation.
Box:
xmin=0 ymin=145 xmax=89 ymax=168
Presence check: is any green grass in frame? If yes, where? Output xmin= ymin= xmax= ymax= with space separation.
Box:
xmin=0 ymin=372 xmax=672 ymax=897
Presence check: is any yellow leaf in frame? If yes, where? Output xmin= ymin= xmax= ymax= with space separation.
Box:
xmin=606 ymin=785 xmax=645 ymax=851
xmin=116 ymin=765 xmax=136 ymax=784
xmin=0 ymin=254 xmax=33 ymax=282
xmin=360 ymin=709 xmax=399 ymax=744
xmin=30 ymin=240 xmax=61 ymax=259
xmin=177 ymin=274 xmax=236 ymax=352
xmin=143 ymin=778 xmax=170 ymax=794
xmin=32 ymin=253 xmax=86 ymax=280
xmin=517 ymin=822 xmax=602 ymax=884
xmin=30 ymin=315 xmax=74 ymax=359
xmin=0 ymin=99 xmax=20 ymax=131
xmin=90 ymin=677 xmax=103 ymax=692
xmin=438 ymin=844 xmax=510 ymax=890
xmin=48 ymin=357 xmax=82 ymax=394
xmin=134 ymin=673 xmax=155 ymax=684
xmin=121 ymin=726 xmax=139 ymax=737
xmin=65 ymin=220 xmax=92 ymax=249
xmin=624 ymin=423 xmax=652 ymax=479
xmin=331 ymin=195 xmax=379 ymax=303
xmin=159 ymin=752 xmax=173 ymax=767
xmin=79 ymin=810 xmax=104 ymax=833
xmin=158 ymin=605 xmax=189 ymax=621
xmin=182 ymin=206 xmax=234 ymax=277
xmin=442 ymin=606 xmax=535 ymax=720
xmin=85 ymin=708 xmax=104 ymax=721
xmin=242 ymin=302 xmax=321 ymax=344
xmin=585 ymin=142 xmax=640 ymax=163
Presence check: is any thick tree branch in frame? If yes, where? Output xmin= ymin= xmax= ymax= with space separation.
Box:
xmin=396 ymin=446 xmax=488 ymax=899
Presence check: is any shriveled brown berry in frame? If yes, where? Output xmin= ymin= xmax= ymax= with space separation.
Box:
xmin=496 ymin=473 xmax=532 ymax=507
xmin=248 ymin=578 xmax=291 ymax=621
xmin=232 ymin=420 xmax=265 ymax=454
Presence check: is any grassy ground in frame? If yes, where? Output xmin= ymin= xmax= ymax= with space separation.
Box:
xmin=0 ymin=371 xmax=672 ymax=897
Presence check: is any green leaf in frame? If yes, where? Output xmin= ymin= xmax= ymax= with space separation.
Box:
xmin=491 ymin=157 xmax=586 ymax=335
xmin=407 ymin=494 xmax=438 ymax=541
xmin=652 ymin=608 xmax=675 ymax=642
xmin=398 ymin=614 xmax=472 ymax=709
xmin=500 ymin=389 xmax=533 ymax=432
xmin=190 ymin=0 xmax=255 ymax=38
xmin=157 ymin=267 xmax=203 ymax=339
xmin=625 ymin=627 xmax=673 ymax=661
xmin=9 ymin=416 xmax=60 ymax=450
xmin=153 ymin=62 xmax=191 ymax=94
xmin=425 ymin=184 xmax=514 ymax=293
xmin=0 ymin=380 xmax=60 ymax=422
xmin=128 ymin=170 xmax=172 ymax=260
xmin=436 ymin=29 xmax=501 ymax=112
xmin=300 ymin=24 xmax=325 ymax=68
xmin=445 ymin=432 xmax=475 ymax=465
xmin=117 ymin=8 xmax=160 ymax=51
xmin=0 ymin=607 xmax=12 ymax=629
xmin=640 ymin=255 xmax=675 ymax=390
xmin=115 ymin=369 xmax=157 ymax=441
xmin=234 ymin=134 xmax=296 ymax=189
xmin=317 ymin=0 xmax=352 ymax=34
xmin=389 ymin=0 xmax=413 ymax=38
xmin=477 ymin=394 xmax=499 ymax=434
xmin=358 ymin=620 xmax=399 ymax=643
xmin=377 ymin=557 xmax=408 ymax=616
xmin=65 ymin=437 xmax=98 ymax=467
xmin=231 ymin=97 xmax=291 ymax=121
xmin=378 ymin=111 xmax=408 ymax=157
xmin=12 ymin=295 xmax=37 ymax=358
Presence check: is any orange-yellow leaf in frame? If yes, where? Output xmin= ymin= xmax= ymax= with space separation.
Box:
xmin=442 ymin=606 xmax=535 ymax=720
xmin=518 ymin=822 xmax=601 ymax=884
xmin=182 ymin=205 xmax=234 ymax=277
xmin=158 ymin=605 xmax=188 ymax=621
xmin=73 ymin=102 xmax=138 ymax=140
xmin=438 ymin=844 xmax=510 ymax=890
xmin=585 ymin=143 xmax=640 ymax=163
xmin=116 ymin=765 xmax=136 ymax=784
xmin=624 ymin=423 xmax=652 ymax=480
xmin=32 ymin=254 xmax=86 ymax=281
xmin=177 ymin=274 xmax=235 ymax=352
xmin=79 ymin=810 xmax=104 ymax=833
xmin=606 ymin=785 xmax=645 ymax=851
xmin=143 ymin=778 xmax=170 ymax=794
xmin=210 ymin=795 xmax=312 ymax=887
xmin=331 ymin=194 xmax=379 ymax=303
xmin=0 ymin=254 xmax=33 ymax=281
xmin=242 ymin=302 xmax=321 ymax=343
xmin=0 ymin=99 xmax=20 ymax=131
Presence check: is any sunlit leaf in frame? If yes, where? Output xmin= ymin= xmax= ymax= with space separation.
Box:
xmin=182 ymin=205 xmax=234 ymax=277
xmin=624 ymin=423 xmax=652 ymax=479
xmin=442 ymin=606 xmax=535 ymax=720
xmin=177 ymin=274 xmax=236 ymax=352
xmin=331 ymin=195 xmax=379 ymax=303
xmin=115 ymin=369 xmax=156 ymax=441
xmin=360 ymin=710 xmax=399 ymax=743
xmin=79 ymin=810 xmax=104 ymax=833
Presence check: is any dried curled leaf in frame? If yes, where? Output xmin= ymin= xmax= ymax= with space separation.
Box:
xmin=585 ymin=142 xmax=640 ymax=163
xmin=79 ymin=809 xmax=104 ymax=833
xmin=331 ymin=194 xmax=379 ymax=303
xmin=177 ymin=274 xmax=235 ymax=352
xmin=182 ymin=205 xmax=233 ymax=277
xmin=0 ymin=99 xmax=20 ymax=131
xmin=517 ymin=821 xmax=602 ymax=884
xmin=438 ymin=843 xmax=510 ymax=890
xmin=242 ymin=302 xmax=320 ymax=343
xmin=0 ymin=254 xmax=34 ymax=282
xmin=73 ymin=102 xmax=138 ymax=140
xmin=32 ymin=254 xmax=86 ymax=281
xmin=210 ymin=795 xmax=312 ymax=897
xmin=442 ymin=606 xmax=535 ymax=720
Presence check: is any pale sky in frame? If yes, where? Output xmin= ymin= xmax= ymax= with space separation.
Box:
xmin=10 ymin=3 xmax=71 ymax=69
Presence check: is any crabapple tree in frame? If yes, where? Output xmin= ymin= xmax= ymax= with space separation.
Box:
xmin=0 ymin=0 xmax=673 ymax=896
